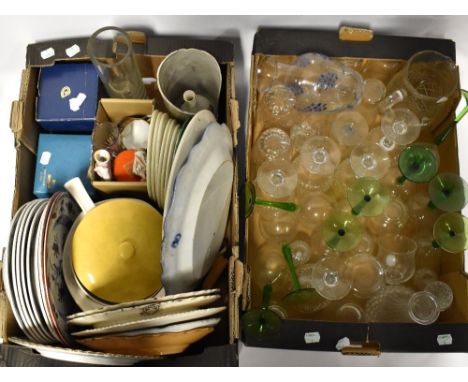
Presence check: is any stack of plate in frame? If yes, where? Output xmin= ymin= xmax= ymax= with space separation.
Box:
xmin=2 ymin=192 xmax=81 ymax=346
xmin=147 ymin=109 xmax=183 ymax=209
xmin=67 ymin=289 xmax=224 ymax=356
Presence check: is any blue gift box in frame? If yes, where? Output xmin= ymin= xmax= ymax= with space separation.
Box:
xmin=36 ymin=63 xmax=101 ymax=133
xmin=34 ymin=134 xmax=95 ymax=198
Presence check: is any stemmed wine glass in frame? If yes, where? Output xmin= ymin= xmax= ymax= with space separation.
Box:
xmin=347 ymin=177 xmax=391 ymax=216
xmin=245 ymin=180 xmax=298 ymax=218
xmin=310 ymin=255 xmax=352 ymax=301
xmin=381 ymin=108 xmax=422 ymax=145
xmin=331 ymin=111 xmax=369 ymax=147
xmin=322 ymin=211 xmax=363 ymax=252
xmin=427 ymin=173 xmax=468 ymax=212
xmin=396 ymin=143 xmax=440 ymax=185
xmin=350 ymin=143 xmax=391 ymax=179
xmin=253 ymin=127 xmax=291 ymax=164
xmin=241 ymin=283 xmax=282 ymax=340
xmin=299 ymin=136 xmax=342 ymax=176
xmin=432 ymin=212 xmax=468 ymax=253
xmin=255 ymin=158 xmax=298 ymax=198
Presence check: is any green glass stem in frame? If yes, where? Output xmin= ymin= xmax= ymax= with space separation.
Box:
xmin=432 ymin=240 xmax=440 ymax=249
xmin=326 ymin=233 xmax=342 ymax=250
xmin=255 ymin=199 xmax=298 ymax=212
xmin=396 ymin=175 xmax=407 ymax=185
xmin=261 ymin=283 xmax=273 ymax=310
xmin=351 ymin=198 xmax=368 ymax=216
xmin=428 ymin=200 xmax=437 ymax=209
xmin=282 ymin=244 xmax=301 ymax=291
xmin=434 ymin=89 xmax=468 ymax=146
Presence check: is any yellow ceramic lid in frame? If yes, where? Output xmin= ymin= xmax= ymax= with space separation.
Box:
xmin=72 ymin=199 xmax=162 ymax=303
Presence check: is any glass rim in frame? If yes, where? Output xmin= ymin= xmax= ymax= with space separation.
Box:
xmin=87 ymin=26 xmax=134 ymax=68
xmin=379 ymin=233 xmax=417 ymax=254
xmin=408 ymin=290 xmax=440 ymax=325
xmin=402 ymin=50 xmax=458 ymax=102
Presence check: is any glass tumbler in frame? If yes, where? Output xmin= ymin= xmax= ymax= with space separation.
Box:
xmin=377 ymin=234 xmax=417 ymax=285
xmin=88 ymin=26 xmax=147 ymax=99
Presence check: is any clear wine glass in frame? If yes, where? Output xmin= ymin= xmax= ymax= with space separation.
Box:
xmin=256 ymin=158 xmax=298 ymax=199
xmin=345 ymin=253 xmax=385 ymax=297
xmin=367 ymin=197 xmax=409 ymax=236
xmin=298 ymin=191 xmax=334 ymax=232
xmin=310 ymin=255 xmax=352 ymax=301
xmin=245 ymin=180 xmax=298 ymax=218
xmin=258 ymin=207 xmax=299 ymax=244
xmin=260 ymin=85 xmax=296 ymax=119
xmin=253 ymin=127 xmax=291 ymax=164
xmin=365 ymin=285 xmax=415 ymax=322
xmin=250 ymin=242 xmax=287 ymax=290
xmin=331 ymin=111 xmax=369 ymax=147
xmin=381 ymin=108 xmax=421 ymax=146
xmin=293 ymin=157 xmax=334 ymax=194
xmin=299 ymin=136 xmax=342 ymax=176
xmin=336 ymin=303 xmax=366 ymax=323
xmin=350 ymin=143 xmax=391 ymax=179
xmin=290 ymin=117 xmax=327 ymax=154
xmin=289 ymin=238 xmax=312 ymax=266
xmin=362 ymin=78 xmax=386 ymax=105
xmin=412 ymin=268 xmax=438 ymax=291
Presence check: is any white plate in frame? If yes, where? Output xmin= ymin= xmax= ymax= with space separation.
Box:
xmin=157 ymin=117 xmax=174 ymax=206
xmin=162 ymin=123 xmax=233 ymax=293
xmin=19 ymin=200 xmax=53 ymax=343
xmin=154 ymin=112 xmax=169 ymax=205
xmin=9 ymin=337 xmax=158 ymax=366
xmin=66 ymin=288 xmax=220 ymax=321
xmin=67 ymin=294 xmax=220 ymax=327
xmin=3 ymin=202 xmax=32 ymax=337
xmin=72 ymin=306 xmax=226 ymax=338
xmin=163 ymin=109 xmax=216 ymax=214
xmin=146 ymin=111 xmax=157 ymax=201
xmin=163 ymin=123 xmax=182 ymax=204
xmin=103 ymin=317 xmax=221 ymax=337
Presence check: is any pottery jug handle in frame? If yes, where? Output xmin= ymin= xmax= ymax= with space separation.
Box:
xmin=65 ymin=177 xmax=96 ymax=214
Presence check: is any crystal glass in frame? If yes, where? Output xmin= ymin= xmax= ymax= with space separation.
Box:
xmin=424 ymin=281 xmax=453 ymax=312
xmin=345 ymin=253 xmax=384 ymax=297
xmin=256 ymin=159 xmax=298 ymax=199
xmin=242 ymin=284 xmax=282 ymax=340
xmin=397 ymin=143 xmax=440 ymax=184
xmin=244 ymin=180 xmax=298 ymax=218
xmin=350 ymin=144 xmax=391 ymax=179
xmin=331 ymin=111 xmax=369 ymax=147
xmin=290 ymin=53 xmax=364 ymax=113
xmin=88 ymin=26 xmax=147 ymax=99
xmin=377 ymin=234 xmax=417 ymax=285
xmin=299 ymin=136 xmax=341 ymax=176
xmin=428 ymin=173 xmax=468 ymax=212
xmin=362 ymin=78 xmax=386 ymax=104
xmin=290 ymin=117 xmax=327 ymax=154
xmin=298 ymin=191 xmax=334 ymax=231
xmin=345 ymin=230 xmax=376 ymax=256
xmin=258 ymin=208 xmax=299 ymax=244
xmin=381 ymin=108 xmax=421 ymax=145
xmin=367 ymin=127 xmax=400 ymax=162
xmin=294 ymin=157 xmax=334 ymax=194
xmin=336 ymin=303 xmax=366 ymax=322
xmin=432 ymin=212 xmax=468 ymax=253
xmin=347 ymin=177 xmax=391 ymax=216
xmin=310 ymin=255 xmax=352 ymax=301
xmin=250 ymin=242 xmax=287 ymax=290
xmin=253 ymin=127 xmax=291 ymax=163
xmin=260 ymin=85 xmax=296 ymax=118
xmin=322 ymin=211 xmax=363 ymax=252
xmin=367 ymin=197 xmax=409 ymax=236
xmin=365 ymin=285 xmax=415 ymax=322
xmin=412 ymin=268 xmax=438 ymax=291
xmin=408 ymin=291 xmax=440 ymax=325
xmin=289 ymin=238 xmax=312 ymax=266
xmin=379 ymin=50 xmax=458 ymax=129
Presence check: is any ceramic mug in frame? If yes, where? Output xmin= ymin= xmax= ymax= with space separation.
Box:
xmin=157 ymin=48 xmax=222 ymax=121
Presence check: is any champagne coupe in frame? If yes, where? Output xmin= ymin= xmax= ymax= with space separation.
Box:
xmin=310 ymin=255 xmax=352 ymax=301
xmin=241 ymin=283 xmax=282 ymax=340
xmin=281 ymin=244 xmax=321 ymax=305
xmin=299 ymin=136 xmax=342 ymax=176
xmin=322 ymin=211 xmax=363 ymax=252
xmin=347 ymin=177 xmax=391 ymax=217
xmin=428 ymin=173 xmax=468 ymax=212
xmin=432 ymin=212 xmax=468 ymax=253
xmin=424 ymin=281 xmax=453 ymax=312
xmin=331 ymin=111 xmax=369 ymax=147
xmin=256 ymin=158 xmax=298 ymax=199
xmin=253 ymin=127 xmax=291 ymax=164
xmin=397 ymin=143 xmax=440 ymax=185
xmin=245 ymin=180 xmax=298 ymax=218
xmin=381 ymin=108 xmax=421 ymax=145
xmin=350 ymin=143 xmax=391 ymax=179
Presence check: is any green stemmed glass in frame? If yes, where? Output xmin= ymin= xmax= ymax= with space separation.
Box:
xmin=241 ymin=283 xmax=282 ymax=340
xmin=347 ymin=177 xmax=391 ymax=216
xmin=281 ymin=244 xmax=321 ymax=305
xmin=322 ymin=211 xmax=363 ymax=252
xmin=428 ymin=173 xmax=468 ymax=212
xmin=396 ymin=143 xmax=440 ymax=185
xmin=245 ymin=180 xmax=298 ymax=218
xmin=434 ymin=89 xmax=468 ymax=146
xmin=432 ymin=212 xmax=468 ymax=253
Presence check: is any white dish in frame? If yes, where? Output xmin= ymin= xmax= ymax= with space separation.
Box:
xmin=163 ymin=125 xmax=182 ymax=203
xmin=9 ymin=337 xmax=158 ymax=366
xmin=71 ymin=306 xmax=226 ymax=338
xmin=146 ymin=111 xmax=157 ymax=201
xmin=163 ymin=109 xmax=216 ymax=214
xmin=105 ymin=317 xmax=221 ymax=337
xmin=159 ymin=119 xmax=176 ymax=203
xmin=154 ymin=112 xmax=168 ymax=205
xmin=67 ymin=294 xmax=220 ymax=327
xmin=66 ymin=288 xmax=220 ymax=321
xmin=162 ymin=123 xmax=233 ymax=294
xmin=157 ymin=117 xmax=174 ymax=206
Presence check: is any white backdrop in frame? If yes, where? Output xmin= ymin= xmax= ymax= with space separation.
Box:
xmin=1 ymin=15 xmax=468 ymax=366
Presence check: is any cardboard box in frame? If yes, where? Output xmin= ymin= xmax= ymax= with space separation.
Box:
xmin=1 ymin=32 xmax=242 ymax=366
xmin=36 ymin=63 xmax=102 ymax=133
xmin=242 ymin=27 xmax=468 ymax=354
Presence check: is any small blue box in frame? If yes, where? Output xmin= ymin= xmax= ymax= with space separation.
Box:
xmin=36 ymin=63 xmax=101 ymax=133
xmin=34 ymin=134 xmax=95 ymax=198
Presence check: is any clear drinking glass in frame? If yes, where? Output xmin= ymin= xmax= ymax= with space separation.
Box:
xmin=350 ymin=143 xmax=391 ymax=179
xmin=255 ymin=159 xmax=298 ymax=199
xmin=365 ymin=285 xmax=415 ymax=322
xmin=362 ymin=78 xmax=386 ymax=104
xmin=412 ymin=268 xmax=439 ymax=291
xmin=260 ymin=85 xmax=296 ymax=118
xmin=377 ymin=234 xmax=417 ymax=285
xmin=381 ymin=108 xmax=421 ymax=145
xmin=294 ymin=157 xmax=334 ymax=194
xmin=88 ymin=26 xmax=147 ymax=99
xmin=367 ymin=197 xmax=409 ymax=236
xmin=331 ymin=111 xmax=369 ymax=147
xmin=258 ymin=208 xmax=299 ymax=244
xmin=298 ymin=191 xmax=334 ymax=232
xmin=345 ymin=253 xmax=384 ymax=297
xmin=379 ymin=50 xmax=458 ymax=129
xmin=253 ymin=128 xmax=291 ymax=163
xmin=310 ymin=255 xmax=352 ymax=301
xmin=250 ymin=242 xmax=287 ymax=290
xmin=336 ymin=303 xmax=366 ymax=322
xmin=424 ymin=281 xmax=453 ymax=312
xmin=408 ymin=291 xmax=440 ymax=325
xmin=299 ymin=136 xmax=342 ymax=176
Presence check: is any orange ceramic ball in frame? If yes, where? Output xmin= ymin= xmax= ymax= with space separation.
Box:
xmin=113 ymin=150 xmax=141 ymax=181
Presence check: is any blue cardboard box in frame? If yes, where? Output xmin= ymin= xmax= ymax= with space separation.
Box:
xmin=34 ymin=134 xmax=95 ymax=198
xmin=36 ymin=63 xmax=101 ymax=133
